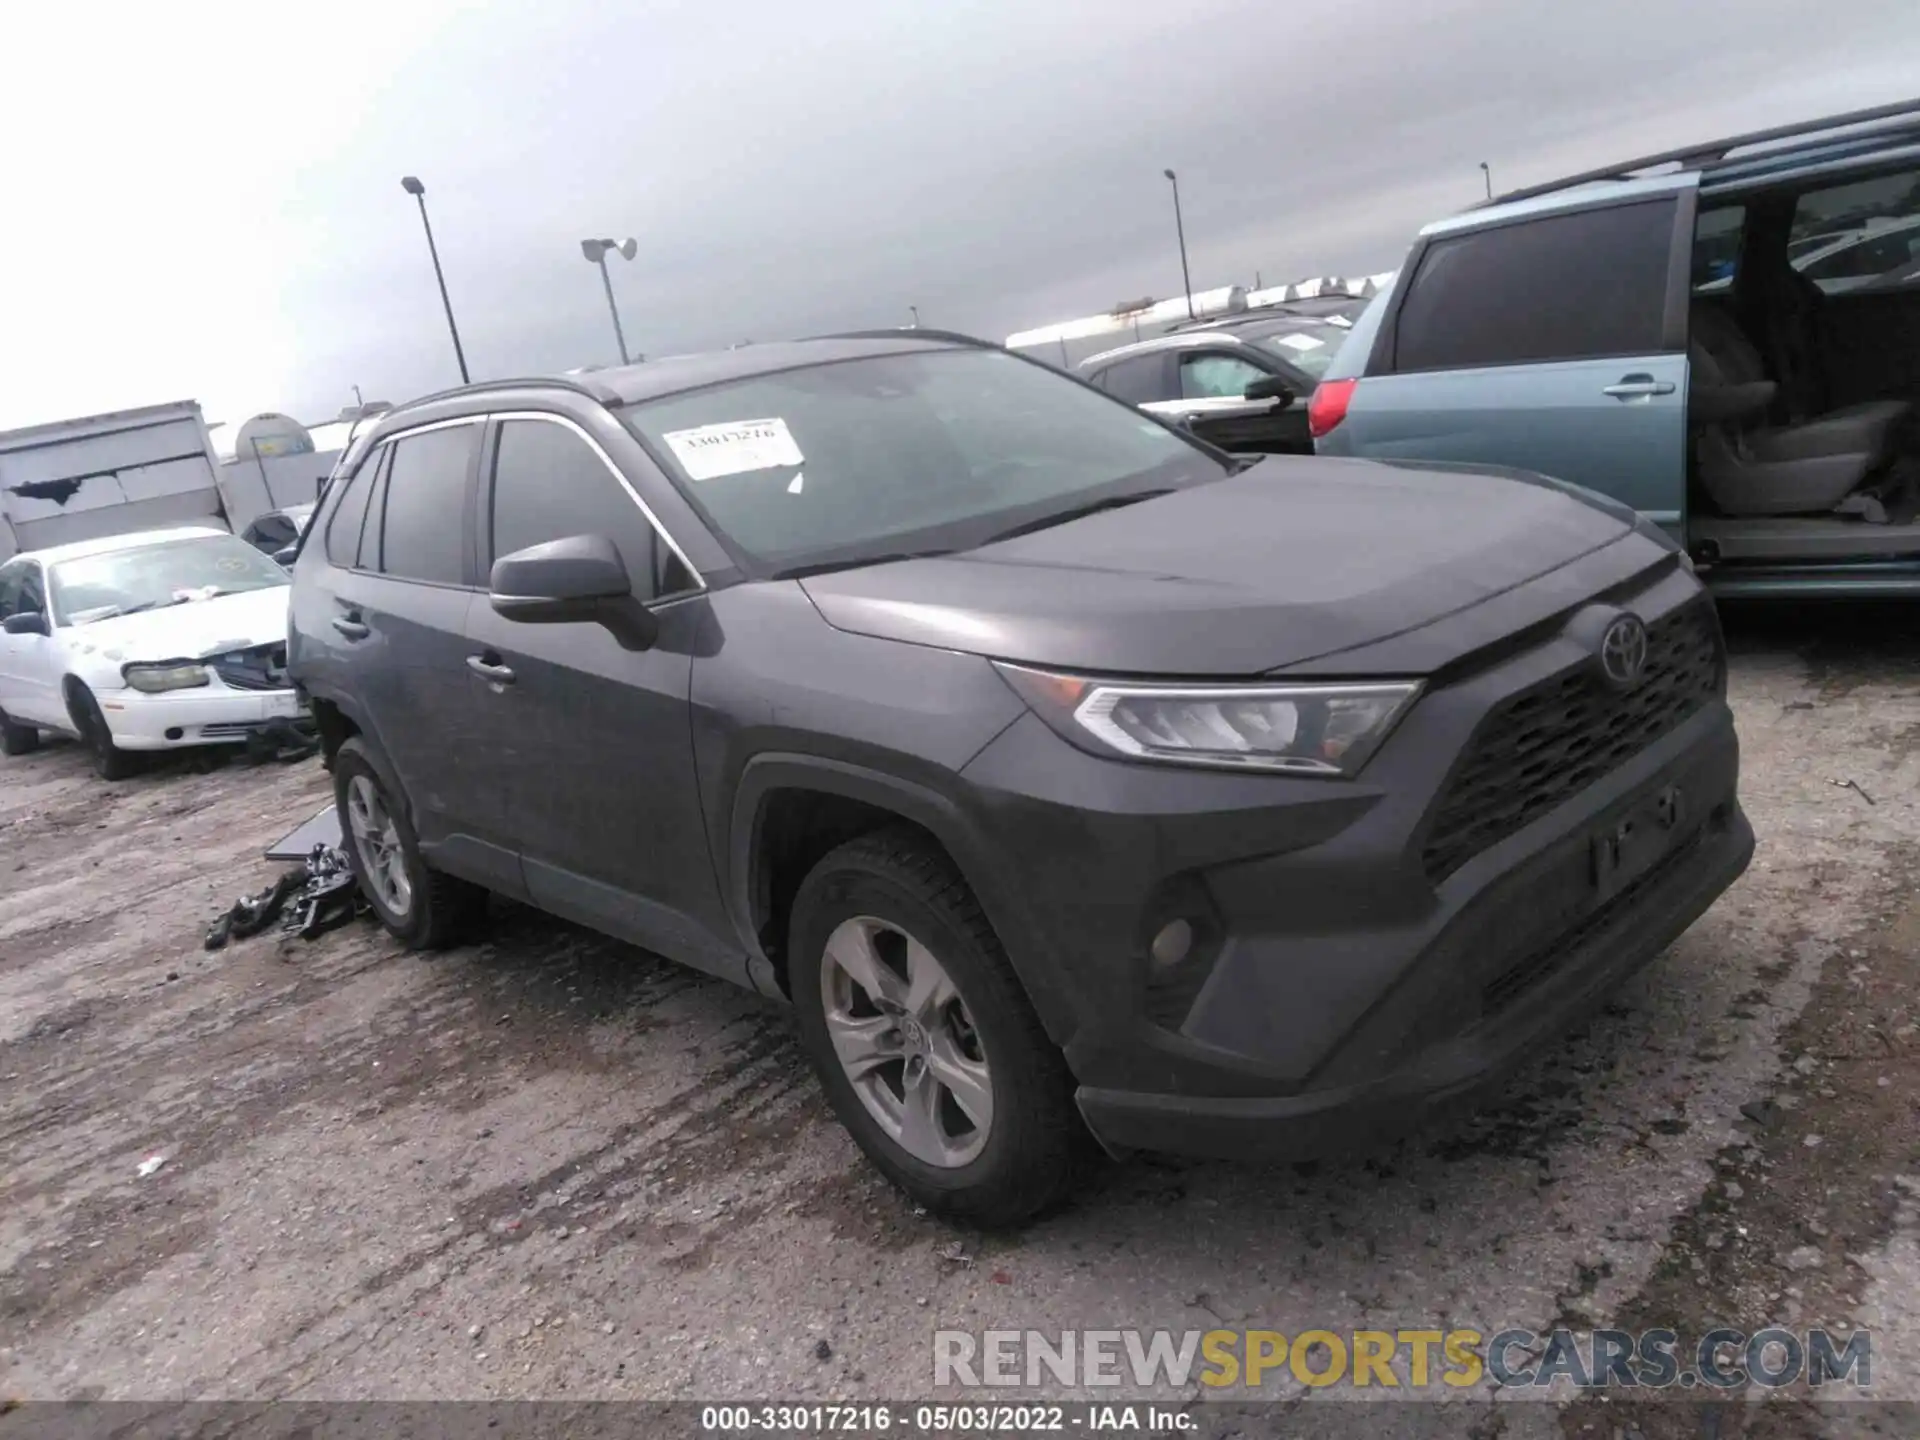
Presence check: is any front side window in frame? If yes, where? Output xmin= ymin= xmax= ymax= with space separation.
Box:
xmin=47 ymin=535 xmax=289 ymax=626
xmin=1179 ymin=351 xmax=1269 ymax=399
xmin=1392 ymin=198 xmax=1677 ymax=372
xmin=376 ymin=424 xmax=478 ymax=585
xmin=625 ymin=347 xmax=1224 ymax=574
xmin=489 ymin=419 xmax=687 ymax=595
xmin=0 ymin=562 xmax=25 ymax=619
xmin=1791 ymin=169 xmax=1920 ymax=291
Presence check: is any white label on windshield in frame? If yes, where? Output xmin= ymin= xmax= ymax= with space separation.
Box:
xmin=662 ymin=417 xmax=804 ymax=481
xmin=1275 ymin=332 xmax=1325 ymax=352
xmin=1328 ymin=315 xmax=1353 ymax=328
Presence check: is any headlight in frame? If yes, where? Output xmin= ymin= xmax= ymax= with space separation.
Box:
xmin=122 ymin=662 xmax=210 ymax=693
xmin=994 ymin=663 xmax=1419 ymax=777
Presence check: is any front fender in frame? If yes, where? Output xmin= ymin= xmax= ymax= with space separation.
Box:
xmin=725 ymin=752 xmax=1078 ymax=1046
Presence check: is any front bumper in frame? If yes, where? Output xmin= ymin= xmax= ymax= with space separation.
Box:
xmin=96 ymin=685 xmax=309 ymax=751
xmin=953 ymin=570 xmax=1752 ymax=1162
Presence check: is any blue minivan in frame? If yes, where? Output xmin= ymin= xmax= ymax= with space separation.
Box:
xmin=1313 ymin=97 xmax=1920 ymax=597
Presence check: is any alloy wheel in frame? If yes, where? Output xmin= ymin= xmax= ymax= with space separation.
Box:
xmin=345 ymin=773 xmax=413 ymax=918
xmin=819 ymin=915 xmax=994 ymax=1168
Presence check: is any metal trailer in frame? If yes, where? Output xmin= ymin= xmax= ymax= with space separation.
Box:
xmin=0 ymin=400 xmax=236 ymax=563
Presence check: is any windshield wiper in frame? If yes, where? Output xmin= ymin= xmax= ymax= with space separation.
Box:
xmin=979 ymin=489 xmax=1174 ymax=546
xmin=775 ymin=549 xmax=959 ymax=580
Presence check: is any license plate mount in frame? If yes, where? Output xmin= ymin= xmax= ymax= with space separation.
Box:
xmin=1591 ymin=784 xmax=1687 ymax=902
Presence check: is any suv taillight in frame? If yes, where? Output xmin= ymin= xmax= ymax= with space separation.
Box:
xmin=1307 ymin=379 xmax=1357 ymax=439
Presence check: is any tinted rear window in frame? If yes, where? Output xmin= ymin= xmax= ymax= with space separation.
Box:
xmin=1392 ymin=199 xmax=1676 ymax=372
xmin=377 ymin=425 xmax=479 ymax=585
xmin=1091 ymin=353 xmax=1168 ymax=404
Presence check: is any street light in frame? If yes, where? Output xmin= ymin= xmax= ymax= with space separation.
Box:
xmin=909 ymin=305 xmax=921 ymax=328
xmin=1479 ymin=161 xmax=1493 ymax=200
xmin=580 ymin=237 xmax=639 ymax=365
xmin=399 ymin=176 xmax=470 ymax=385
xmin=1163 ymin=169 xmax=1195 ymax=319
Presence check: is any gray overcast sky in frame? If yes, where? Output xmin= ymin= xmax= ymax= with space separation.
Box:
xmin=2 ymin=0 xmax=1917 ymax=431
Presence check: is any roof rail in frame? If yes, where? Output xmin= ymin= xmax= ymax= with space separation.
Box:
xmin=813 ymin=327 xmax=1003 ymax=350
xmin=399 ymin=372 xmax=627 ymax=411
xmin=1484 ymin=95 xmax=1920 ymax=210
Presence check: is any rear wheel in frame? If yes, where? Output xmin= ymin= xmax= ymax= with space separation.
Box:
xmin=0 ymin=707 xmax=40 ymax=757
xmin=788 ymin=828 xmax=1091 ymax=1227
xmin=68 ymin=685 xmax=138 ymax=780
xmin=334 ymin=737 xmax=486 ymax=949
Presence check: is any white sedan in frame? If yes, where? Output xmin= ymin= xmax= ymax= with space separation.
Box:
xmin=0 ymin=526 xmax=304 ymax=779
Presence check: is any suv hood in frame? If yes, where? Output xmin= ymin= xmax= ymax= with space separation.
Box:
xmin=60 ymin=586 xmax=290 ymax=666
xmin=799 ymin=458 xmax=1645 ymax=677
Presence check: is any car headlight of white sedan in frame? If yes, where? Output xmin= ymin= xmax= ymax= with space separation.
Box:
xmin=121 ymin=661 xmax=211 ymax=693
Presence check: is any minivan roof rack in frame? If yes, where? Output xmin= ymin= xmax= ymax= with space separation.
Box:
xmin=1484 ymin=95 xmax=1920 ymax=210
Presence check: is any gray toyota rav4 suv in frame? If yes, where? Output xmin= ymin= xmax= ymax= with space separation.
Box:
xmin=286 ymin=331 xmax=1753 ymax=1224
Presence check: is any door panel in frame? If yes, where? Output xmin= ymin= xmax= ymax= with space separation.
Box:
xmin=1335 ymin=355 xmax=1691 ymax=537
xmin=464 ymin=597 xmax=742 ymax=981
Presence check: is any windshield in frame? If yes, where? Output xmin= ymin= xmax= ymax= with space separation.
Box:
xmin=1251 ymin=328 xmax=1345 ymax=379
xmin=49 ymin=534 xmax=291 ymax=626
xmin=623 ymin=347 xmax=1226 ymax=573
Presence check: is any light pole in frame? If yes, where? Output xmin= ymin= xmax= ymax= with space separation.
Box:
xmin=1479 ymin=161 xmax=1493 ymax=200
xmin=909 ymin=305 xmax=921 ymax=328
xmin=580 ymin=238 xmax=638 ymax=365
xmin=1163 ymin=169 xmax=1195 ymax=319
xmin=399 ymin=176 xmax=470 ymax=384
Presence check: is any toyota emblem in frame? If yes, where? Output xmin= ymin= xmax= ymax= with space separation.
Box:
xmin=1598 ymin=614 xmax=1649 ymax=689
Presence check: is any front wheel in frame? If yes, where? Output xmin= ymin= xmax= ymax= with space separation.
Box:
xmin=788 ymin=829 xmax=1091 ymax=1227
xmin=68 ymin=685 xmax=138 ymax=780
xmin=333 ymin=737 xmax=486 ymax=949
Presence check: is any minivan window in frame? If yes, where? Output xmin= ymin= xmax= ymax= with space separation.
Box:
xmin=623 ymin=348 xmax=1222 ymax=574
xmin=376 ymin=425 xmax=478 ymax=585
xmin=1392 ymin=199 xmax=1677 ymax=372
xmin=1791 ymin=168 xmax=1920 ymax=292
xmin=490 ymin=419 xmax=684 ymax=594
xmin=325 ymin=451 xmax=380 ymax=568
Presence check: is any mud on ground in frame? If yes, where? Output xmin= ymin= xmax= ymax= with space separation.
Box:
xmin=0 ymin=606 xmax=1916 ymax=1436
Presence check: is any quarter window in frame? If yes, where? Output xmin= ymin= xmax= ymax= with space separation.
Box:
xmin=376 ymin=425 xmax=479 ymax=585
xmin=325 ymin=453 xmax=379 ymax=568
xmin=1392 ymin=199 xmax=1677 ymax=372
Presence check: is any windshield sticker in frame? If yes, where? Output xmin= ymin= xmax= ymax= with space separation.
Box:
xmin=662 ymin=417 xmax=804 ymax=481
xmin=787 ymin=471 xmax=805 ymax=495
xmin=1274 ymin=332 xmax=1325 ymax=352
xmin=1328 ymin=315 xmax=1353 ymax=327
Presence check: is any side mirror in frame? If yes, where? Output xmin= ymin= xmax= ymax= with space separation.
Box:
xmin=1243 ymin=374 xmax=1295 ymax=405
xmin=3 ymin=611 xmax=49 ymax=637
xmin=273 ymin=544 xmax=299 ymax=567
xmin=489 ymin=534 xmax=659 ymax=651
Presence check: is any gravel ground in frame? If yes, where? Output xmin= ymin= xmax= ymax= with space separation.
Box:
xmin=1 ymin=606 xmax=1916 ymax=1437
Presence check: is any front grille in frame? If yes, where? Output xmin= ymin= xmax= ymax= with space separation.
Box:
xmin=1422 ymin=603 xmax=1721 ymax=884
xmin=209 ymin=642 xmax=290 ymax=691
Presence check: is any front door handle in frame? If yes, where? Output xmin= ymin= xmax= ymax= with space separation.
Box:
xmin=1603 ymin=375 xmax=1677 ymax=399
xmin=331 ymin=616 xmax=369 ymax=640
xmin=466 ymin=655 xmax=515 ymax=685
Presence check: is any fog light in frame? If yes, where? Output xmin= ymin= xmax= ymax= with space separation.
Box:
xmin=1149 ymin=919 xmax=1194 ymax=971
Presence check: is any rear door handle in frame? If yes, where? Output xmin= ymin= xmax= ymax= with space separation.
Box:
xmin=331 ymin=615 xmax=369 ymax=640
xmin=1603 ymin=376 xmax=1677 ymax=399
xmin=466 ymin=655 xmax=515 ymax=685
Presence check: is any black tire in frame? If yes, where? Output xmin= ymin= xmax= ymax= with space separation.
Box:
xmin=788 ymin=828 xmax=1092 ymax=1227
xmin=0 ymin=707 xmax=40 ymax=757
xmin=68 ymin=685 xmax=138 ymax=780
xmin=333 ymin=736 xmax=487 ymax=949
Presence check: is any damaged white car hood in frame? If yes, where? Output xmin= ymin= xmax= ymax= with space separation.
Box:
xmin=63 ymin=586 xmax=291 ymax=665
